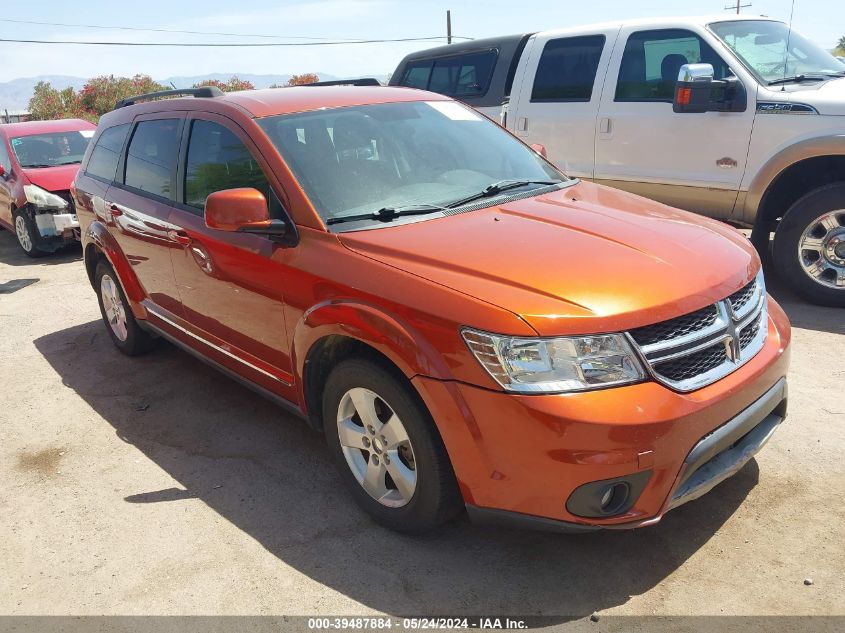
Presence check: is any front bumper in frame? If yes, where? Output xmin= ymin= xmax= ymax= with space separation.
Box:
xmin=412 ymin=297 xmax=791 ymax=529
xmin=34 ymin=212 xmax=79 ymax=241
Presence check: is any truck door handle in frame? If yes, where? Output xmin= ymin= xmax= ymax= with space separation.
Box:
xmin=167 ymin=229 xmax=192 ymax=246
xmin=517 ymin=117 xmax=529 ymax=132
xmin=599 ymin=117 xmax=612 ymax=134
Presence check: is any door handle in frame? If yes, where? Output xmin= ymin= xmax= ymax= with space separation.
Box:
xmin=109 ymin=204 xmax=122 ymax=218
xmin=599 ymin=117 xmax=612 ymax=134
xmin=517 ymin=116 xmax=529 ymax=132
xmin=167 ymin=229 xmax=192 ymax=246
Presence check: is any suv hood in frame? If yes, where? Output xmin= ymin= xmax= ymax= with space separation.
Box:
xmin=338 ymin=181 xmax=759 ymax=336
xmin=21 ymin=164 xmax=81 ymax=192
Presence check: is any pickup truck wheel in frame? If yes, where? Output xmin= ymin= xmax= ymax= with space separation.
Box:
xmin=13 ymin=210 xmax=46 ymax=258
xmin=95 ymin=260 xmax=154 ymax=356
xmin=772 ymin=183 xmax=845 ymax=307
xmin=322 ymin=359 xmax=462 ymax=533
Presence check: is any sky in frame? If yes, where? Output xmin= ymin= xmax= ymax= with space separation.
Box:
xmin=0 ymin=0 xmax=841 ymax=82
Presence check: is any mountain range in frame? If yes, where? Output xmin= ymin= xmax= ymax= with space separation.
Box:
xmin=0 ymin=72 xmax=375 ymax=112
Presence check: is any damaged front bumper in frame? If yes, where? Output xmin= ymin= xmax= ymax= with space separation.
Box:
xmin=32 ymin=210 xmax=80 ymax=243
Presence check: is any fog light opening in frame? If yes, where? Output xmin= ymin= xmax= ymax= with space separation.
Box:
xmin=600 ymin=482 xmax=630 ymax=514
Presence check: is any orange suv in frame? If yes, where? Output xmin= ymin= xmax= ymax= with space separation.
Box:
xmin=72 ymin=85 xmax=790 ymax=533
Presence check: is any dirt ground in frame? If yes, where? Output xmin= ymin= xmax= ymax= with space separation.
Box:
xmin=0 ymin=228 xmax=843 ymax=624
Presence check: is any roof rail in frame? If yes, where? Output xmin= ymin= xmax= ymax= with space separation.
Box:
xmin=114 ymin=86 xmax=225 ymax=110
xmin=302 ymin=78 xmax=382 ymax=87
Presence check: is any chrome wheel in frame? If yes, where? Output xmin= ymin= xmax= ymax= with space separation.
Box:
xmin=15 ymin=215 xmax=32 ymax=252
xmin=336 ymin=387 xmax=417 ymax=508
xmin=798 ymin=210 xmax=845 ymax=289
xmin=100 ymin=274 xmax=128 ymax=342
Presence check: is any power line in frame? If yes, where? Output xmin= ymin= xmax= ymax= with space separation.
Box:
xmin=0 ymin=36 xmax=471 ymax=47
xmin=0 ymin=17 xmax=472 ymax=42
xmin=724 ymin=1 xmax=752 ymax=13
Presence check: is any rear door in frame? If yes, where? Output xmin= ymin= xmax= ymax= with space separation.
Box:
xmin=105 ymin=114 xmax=186 ymax=316
xmin=593 ymin=26 xmax=756 ymax=218
xmin=508 ymin=28 xmax=619 ymax=178
xmin=166 ymin=113 xmax=296 ymax=397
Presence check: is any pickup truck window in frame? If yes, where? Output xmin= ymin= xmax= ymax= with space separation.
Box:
xmin=531 ymin=35 xmax=605 ymax=102
xmin=184 ymin=120 xmax=271 ymax=211
xmin=399 ymin=50 xmax=497 ymax=97
xmin=86 ymin=123 xmax=130 ymax=183
xmin=615 ymin=29 xmax=731 ymax=102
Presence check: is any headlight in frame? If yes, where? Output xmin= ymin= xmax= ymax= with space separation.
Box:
xmin=462 ymin=329 xmax=645 ymax=393
xmin=23 ymin=184 xmax=68 ymax=210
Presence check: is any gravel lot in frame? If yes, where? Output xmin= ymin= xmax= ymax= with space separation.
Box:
xmin=1 ymin=227 xmax=843 ymax=625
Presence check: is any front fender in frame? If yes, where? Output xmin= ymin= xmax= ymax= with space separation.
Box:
xmin=292 ymin=299 xmax=454 ymax=383
xmin=743 ymin=134 xmax=845 ymax=223
xmin=86 ymin=220 xmax=147 ymax=319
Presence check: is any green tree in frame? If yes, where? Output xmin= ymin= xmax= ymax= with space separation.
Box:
xmin=838 ymin=36 xmax=845 ymax=50
xmin=77 ymin=74 xmax=165 ymax=118
xmin=192 ymin=76 xmax=255 ymax=92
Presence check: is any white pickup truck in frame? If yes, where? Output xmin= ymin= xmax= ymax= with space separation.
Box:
xmin=391 ymin=15 xmax=845 ymax=306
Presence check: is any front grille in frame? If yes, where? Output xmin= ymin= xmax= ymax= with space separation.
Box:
xmin=626 ymin=273 xmax=767 ymax=392
xmin=727 ymin=280 xmax=756 ymax=316
xmin=653 ymin=343 xmax=727 ymax=383
xmin=739 ymin=314 xmax=761 ymax=350
xmin=629 ymin=304 xmax=718 ymax=346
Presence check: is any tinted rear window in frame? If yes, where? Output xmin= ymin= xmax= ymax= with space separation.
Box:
xmin=531 ymin=35 xmax=606 ymax=102
xmin=85 ymin=124 xmax=130 ymax=182
xmin=399 ymin=50 xmax=497 ymax=97
xmin=123 ymin=119 xmax=180 ymax=199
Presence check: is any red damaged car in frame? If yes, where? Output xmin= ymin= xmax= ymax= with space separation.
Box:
xmin=0 ymin=118 xmax=95 ymax=256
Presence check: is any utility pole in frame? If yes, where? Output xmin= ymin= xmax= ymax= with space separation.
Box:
xmin=446 ymin=10 xmax=452 ymax=44
xmin=724 ymin=1 xmax=751 ymax=13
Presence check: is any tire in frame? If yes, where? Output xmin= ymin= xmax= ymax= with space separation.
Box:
xmin=772 ymin=182 xmax=845 ymax=307
xmin=322 ymin=358 xmax=462 ymax=533
xmin=94 ymin=260 xmax=155 ymax=356
xmin=12 ymin=209 xmax=47 ymax=258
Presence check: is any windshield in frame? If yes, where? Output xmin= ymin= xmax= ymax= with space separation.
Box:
xmin=710 ymin=20 xmax=844 ymax=84
xmin=258 ymin=101 xmax=564 ymax=226
xmin=10 ymin=130 xmax=93 ymax=168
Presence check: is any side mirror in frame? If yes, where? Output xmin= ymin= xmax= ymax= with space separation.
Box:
xmin=530 ymin=143 xmax=548 ymax=158
xmin=205 ymin=188 xmax=288 ymax=241
xmin=673 ymin=63 xmax=746 ymax=114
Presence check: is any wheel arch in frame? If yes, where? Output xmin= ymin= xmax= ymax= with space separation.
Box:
xmin=745 ymin=137 xmax=845 ymax=240
xmin=84 ymin=221 xmax=147 ymax=318
xmin=293 ymin=302 xmax=453 ymax=431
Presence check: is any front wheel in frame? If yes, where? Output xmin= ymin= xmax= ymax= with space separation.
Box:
xmin=322 ymin=359 xmax=462 ymax=533
xmin=772 ymin=183 xmax=845 ymax=307
xmin=13 ymin=209 xmax=46 ymax=258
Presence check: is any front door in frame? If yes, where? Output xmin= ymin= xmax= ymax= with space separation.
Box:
xmin=0 ymin=138 xmax=15 ymax=228
xmin=167 ymin=114 xmax=296 ymax=397
xmin=594 ymin=26 xmax=756 ymax=218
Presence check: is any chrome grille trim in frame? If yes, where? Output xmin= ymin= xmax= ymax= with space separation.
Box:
xmin=626 ymin=272 xmax=768 ymax=392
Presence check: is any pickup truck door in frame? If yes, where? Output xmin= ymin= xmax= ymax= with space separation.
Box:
xmin=593 ymin=25 xmax=757 ymax=219
xmin=508 ymin=27 xmax=620 ymax=179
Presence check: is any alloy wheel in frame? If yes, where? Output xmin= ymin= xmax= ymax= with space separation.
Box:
xmin=100 ymin=274 xmax=129 ymax=342
xmin=336 ymin=387 xmax=418 ymax=508
xmin=798 ymin=210 xmax=845 ymax=289
xmin=15 ymin=216 xmax=32 ymax=252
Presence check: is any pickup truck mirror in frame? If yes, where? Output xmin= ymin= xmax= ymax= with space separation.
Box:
xmin=673 ymin=63 xmax=747 ymax=114
xmin=205 ymin=188 xmax=288 ymax=242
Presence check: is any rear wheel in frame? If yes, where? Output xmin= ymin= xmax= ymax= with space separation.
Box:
xmin=13 ymin=209 xmax=46 ymax=258
xmin=95 ymin=260 xmax=154 ymax=356
xmin=322 ymin=358 xmax=462 ymax=533
xmin=772 ymin=183 xmax=845 ymax=307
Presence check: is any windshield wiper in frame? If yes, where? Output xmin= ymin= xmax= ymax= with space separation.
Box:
xmin=768 ymin=74 xmax=830 ymax=86
xmin=444 ymin=179 xmax=562 ymax=209
xmin=325 ymin=204 xmax=446 ymax=226
xmin=21 ymin=163 xmax=55 ymax=169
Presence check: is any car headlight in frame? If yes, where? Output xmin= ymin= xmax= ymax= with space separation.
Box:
xmin=462 ymin=329 xmax=645 ymax=393
xmin=23 ymin=184 xmax=68 ymax=210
